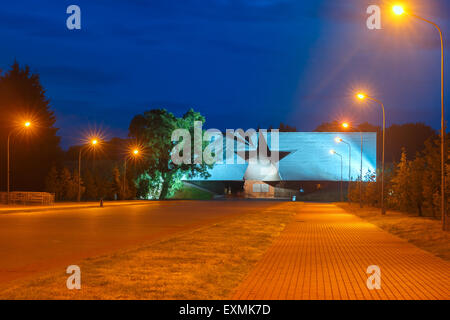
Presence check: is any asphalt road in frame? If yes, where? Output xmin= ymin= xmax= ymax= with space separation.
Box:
xmin=0 ymin=201 xmax=281 ymax=286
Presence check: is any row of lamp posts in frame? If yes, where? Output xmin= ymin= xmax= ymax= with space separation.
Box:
xmin=5 ymin=127 xmax=141 ymax=203
xmin=329 ymin=5 xmax=446 ymax=230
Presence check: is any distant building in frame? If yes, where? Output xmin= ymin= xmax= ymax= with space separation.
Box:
xmin=187 ymin=131 xmax=377 ymax=199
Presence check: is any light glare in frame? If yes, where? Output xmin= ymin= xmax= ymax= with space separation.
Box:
xmin=393 ymin=5 xmax=405 ymax=15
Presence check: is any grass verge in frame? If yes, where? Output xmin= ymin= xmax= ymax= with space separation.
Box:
xmin=0 ymin=203 xmax=296 ymax=299
xmin=337 ymin=203 xmax=450 ymax=261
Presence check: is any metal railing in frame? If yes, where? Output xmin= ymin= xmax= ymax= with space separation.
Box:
xmin=0 ymin=192 xmax=55 ymax=205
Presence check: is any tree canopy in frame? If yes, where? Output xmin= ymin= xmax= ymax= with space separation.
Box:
xmin=0 ymin=61 xmax=62 ymax=191
xmin=129 ymin=108 xmax=211 ymax=199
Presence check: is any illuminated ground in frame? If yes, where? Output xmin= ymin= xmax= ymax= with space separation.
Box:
xmin=0 ymin=201 xmax=448 ymax=299
xmin=233 ymin=203 xmax=450 ymax=300
xmin=0 ymin=201 xmax=276 ymax=286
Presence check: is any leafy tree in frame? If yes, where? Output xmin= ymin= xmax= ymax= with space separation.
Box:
xmin=0 ymin=61 xmax=62 ymax=191
xmin=129 ymin=108 xmax=211 ymax=200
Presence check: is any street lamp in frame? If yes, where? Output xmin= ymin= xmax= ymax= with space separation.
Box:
xmin=330 ymin=149 xmax=343 ymax=202
xmin=392 ymin=4 xmax=447 ymax=230
xmin=122 ymin=147 xmax=141 ymax=199
xmin=78 ymin=138 xmax=99 ymax=202
xmin=356 ymin=92 xmax=386 ymax=215
xmin=335 ymin=136 xmax=352 ymax=203
xmin=6 ymin=121 xmax=33 ymax=204
xmin=342 ymin=122 xmax=364 ymax=208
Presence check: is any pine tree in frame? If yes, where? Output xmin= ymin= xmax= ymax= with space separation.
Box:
xmin=391 ymin=149 xmax=411 ymax=211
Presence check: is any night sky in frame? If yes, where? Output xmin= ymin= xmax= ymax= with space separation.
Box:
xmin=0 ymin=0 xmax=449 ymax=148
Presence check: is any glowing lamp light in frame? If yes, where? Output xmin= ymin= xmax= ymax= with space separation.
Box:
xmin=335 ymin=137 xmax=343 ymax=143
xmin=91 ymin=139 xmax=98 ymax=145
xmin=393 ymin=5 xmax=405 ymax=15
xmin=330 ymin=149 xmax=336 ymax=155
xmin=356 ymin=93 xmax=365 ymax=100
xmin=133 ymin=149 xmax=139 ymax=155
xmin=24 ymin=121 xmax=31 ymax=127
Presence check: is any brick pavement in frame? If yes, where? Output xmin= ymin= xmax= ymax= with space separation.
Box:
xmin=232 ymin=203 xmax=450 ymax=300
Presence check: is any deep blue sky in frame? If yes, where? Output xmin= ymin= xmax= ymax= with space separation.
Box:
xmin=0 ymin=0 xmax=449 ymax=148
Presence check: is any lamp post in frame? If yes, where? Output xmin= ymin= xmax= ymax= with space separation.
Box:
xmin=342 ymin=122 xmax=364 ymax=208
xmin=122 ymin=148 xmax=140 ymax=199
xmin=392 ymin=5 xmax=446 ymax=229
xmin=356 ymin=93 xmax=386 ymax=215
xmin=330 ymin=149 xmax=343 ymax=202
xmin=6 ymin=121 xmax=32 ymax=204
xmin=78 ymin=138 xmax=98 ymax=202
xmin=335 ymin=136 xmax=351 ymax=202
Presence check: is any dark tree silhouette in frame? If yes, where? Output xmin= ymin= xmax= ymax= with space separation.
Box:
xmin=0 ymin=62 xmax=62 ymax=191
xmin=314 ymin=120 xmax=436 ymax=164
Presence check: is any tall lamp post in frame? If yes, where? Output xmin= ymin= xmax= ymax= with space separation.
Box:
xmin=335 ymin=136 xmax=351 ymax=202
xmin=122 ymin=148 xmax=140 ymax=199
xmin=78 ymin=138 xmax=99 ymax=202
xmin=342 ymin=122 xmax=364 ymax=208
xmin=393 ymin=5 xmax=447 ymax=230
xmin=356 ymin=93 xmax=386 ymax=215
xmin=330 ymin=149 xmax=343 ymax=202
xmin=6 ymin=121 xmax=33 ymax=204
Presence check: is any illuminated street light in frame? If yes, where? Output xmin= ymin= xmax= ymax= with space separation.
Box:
xmin=335 ymin=136 xmax=352 ymax=203
xmin=330 ymin=149 xmax=343 ymax=202
xmin=356 ymin=93 xmax=365 ymax=100
xmin=6 ymin=121 xmax=33 ymax=204
xmin=78 ymin=137 xmax=100 ymax=202
xmin=392 ymin=5 xmax=447 ymax=230
xmin=342 ymin=122 xmax=364 ymax=208
xmin=356 ymin=92 xmax=386 ymax=215
xmin=122 ymin=147 xmax=142 ymax=199
xmin=392 ymin=5 xmax=405 ymax=15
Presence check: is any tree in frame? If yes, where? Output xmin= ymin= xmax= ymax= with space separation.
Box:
xmin=390 ymin=149 xmax=411 ymax=211
xmin=421 ymin=138 xmax=441 ymax=217
xmin=110 ymin=166 xmax=121 ymax=200
xmin=45 ymin=165 xmax=61 ymax=200
xmin=0 ymin=61 xmax=62 ymax=191
xmin=83 ymin=169 xmax=98 ymax=201
xmin=58 ymin=167 xmax=80 ymax=201
xmin=409 ymin=156 xmax=425 ymax=216
xmin=279 ymin=123 xmax=297 ymax=132
xmin=129 ymin=108 xmax=211 ymax=200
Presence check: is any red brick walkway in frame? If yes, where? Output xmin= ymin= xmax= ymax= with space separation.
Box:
xmin=232 ymin=203 xmax=450 ymax=300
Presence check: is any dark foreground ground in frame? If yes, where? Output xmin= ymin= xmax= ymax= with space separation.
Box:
xmin=0 ymin=201 xmax=278 ymax=286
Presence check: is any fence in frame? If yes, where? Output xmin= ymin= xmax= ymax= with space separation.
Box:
xmin=0 ymin=192 xmax=55 ymax=205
